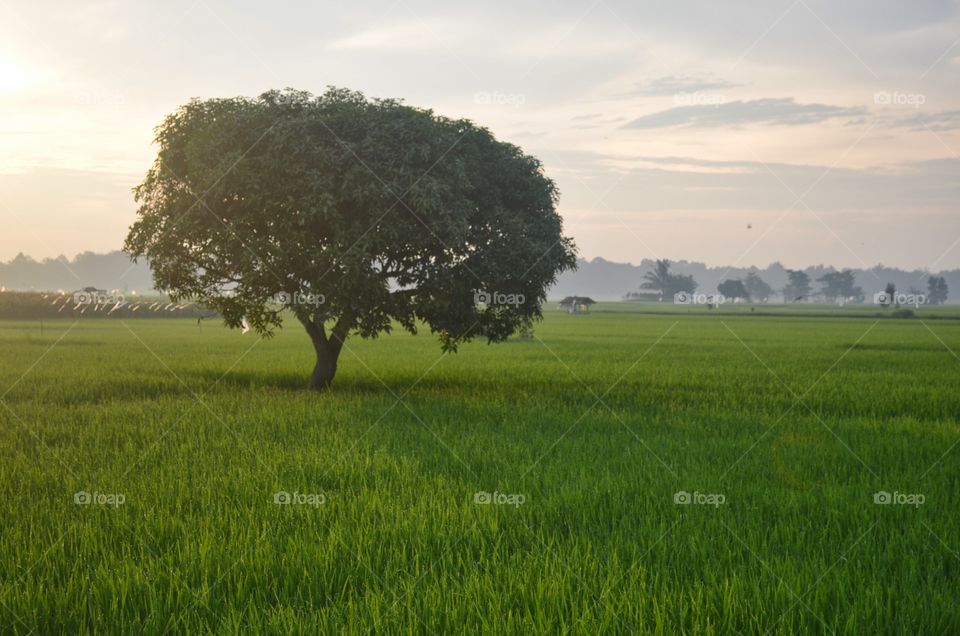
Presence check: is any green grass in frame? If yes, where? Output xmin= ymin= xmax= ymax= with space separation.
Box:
xmin=1 ymin=307 xmax=959 ymax=634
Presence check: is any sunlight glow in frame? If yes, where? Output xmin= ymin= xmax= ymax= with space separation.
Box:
xmin=0 ymin=57 xmax=33 ymax=93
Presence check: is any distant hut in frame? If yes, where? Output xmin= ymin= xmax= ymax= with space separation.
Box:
xmin=557 ymin=296 xmax=596 ymax=314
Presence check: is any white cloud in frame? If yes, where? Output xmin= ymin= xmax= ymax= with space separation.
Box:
xmin=327 ymin=18 xmax=459 ymax=51
xmin=623 ymin=98 xmax=866 ymax=129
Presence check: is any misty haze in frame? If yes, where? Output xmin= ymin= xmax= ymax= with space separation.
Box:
xmin=1 ymin=1 xmax=958 ymax=634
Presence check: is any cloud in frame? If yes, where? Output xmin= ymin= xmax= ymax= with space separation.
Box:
xmin=628 ymin=74 xmax=741 ymax=97
xmin=327 ymin=19 xmax=458 ymax=51
xmin=622 ymin=98 xmax=867 ymax=129
xmin=898 ymin=109 xmax=960 ymax=131
xmin=568 ymin=113 xmax=627 ymax=128
xmin=549 ymin=149 xmax=960 ymax=217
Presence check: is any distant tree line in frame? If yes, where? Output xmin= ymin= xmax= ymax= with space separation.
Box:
xmin=625 ymin=260 xmax=950 ymax=304
xmin=3 ymin=251 xmax=955 ymax=306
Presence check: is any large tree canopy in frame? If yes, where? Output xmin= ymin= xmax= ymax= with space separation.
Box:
xmin=125 ymin=88 xmax=577 ymax=389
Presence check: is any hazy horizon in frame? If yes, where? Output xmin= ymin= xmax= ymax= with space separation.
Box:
xmin=3 ymin=249 xmax=957 ymax=305
xmin=5 ymin=248 xmax=960 ymax=275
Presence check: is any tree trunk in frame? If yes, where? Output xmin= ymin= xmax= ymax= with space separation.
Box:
xmin=309 ymin=338 xmax=340 ymax=391
xmin=299 ymin=315 xmax=348 ymax=391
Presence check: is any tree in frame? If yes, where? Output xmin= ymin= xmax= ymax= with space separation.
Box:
xmin=640 ymin=260 xmax=672 ymax=296
xmin=882 ymin=282 xmax=896 ymax=306
xmin=743 ymin=272 xmax=773 ymax=302
xmin=125 ymin=88 xmax=577 ymax=390
xmin=717 ymin=279 xmax=748 ymax=300
xmin=671 ymin=273 xmax=698 ymax=296
xmin=640 ymin=259 xmax=697 ymax=298
xmin=817 ymin=270 xmax=862 ymax=302
xmin=783 ymin=269 xmax=811 ymax=302
xmin=928 ymin=276 xmax=949 ymax=305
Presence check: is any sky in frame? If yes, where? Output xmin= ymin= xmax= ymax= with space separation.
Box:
xmin=1 ymin=0 xmax=959 ymax=270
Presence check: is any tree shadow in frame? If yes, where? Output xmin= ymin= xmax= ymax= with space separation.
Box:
xmin=844 ymin=342 xmax=948 ymax=353
xmin=191 ymin=368 xmax=391 ymax=397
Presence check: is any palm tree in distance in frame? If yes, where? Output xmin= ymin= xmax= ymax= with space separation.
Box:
xmin=641 ymin=259 xmax=672 ymax=293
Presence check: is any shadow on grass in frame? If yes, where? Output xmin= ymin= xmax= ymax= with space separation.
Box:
xmin=191 ymin=369 xmax=603 ymax=414
xmin=24 ymin=363 xmax=649 ymax=413
xmin=193 ymin=368 xmax=391 ymax=397
xmin=844 ymin=342 xmax=951 ymax=353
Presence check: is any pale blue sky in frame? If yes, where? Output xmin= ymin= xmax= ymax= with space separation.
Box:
xmin=1 ymin=0 xmax=958 ymax=269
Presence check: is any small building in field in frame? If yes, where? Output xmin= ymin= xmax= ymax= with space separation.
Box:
xmin=557 ymin=296 xmax=596 ymax=314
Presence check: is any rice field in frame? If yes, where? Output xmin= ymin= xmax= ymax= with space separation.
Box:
xmin=0 ymin=305 xmax=958 ymax=634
